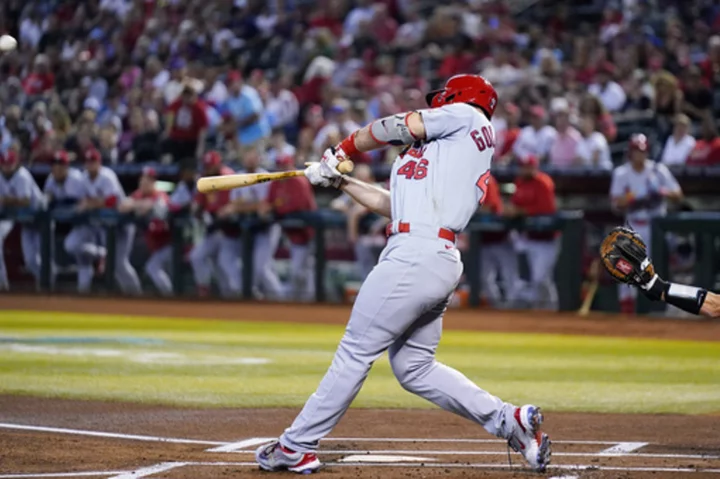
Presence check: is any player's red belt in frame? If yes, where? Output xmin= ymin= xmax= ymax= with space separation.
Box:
xmin=385 ymin=221 xmax=456 ymax=243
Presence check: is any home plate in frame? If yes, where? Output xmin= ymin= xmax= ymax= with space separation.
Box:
xmin=339 ymin=455 xmax=437 ymax=463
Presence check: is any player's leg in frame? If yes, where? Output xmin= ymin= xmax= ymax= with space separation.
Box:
xmin=189 ymin=231 xmax=220 ymax=294
xmin=0 ymin=220 xmax=12 ymax=290
xmin=388 ymin=299 xmax=514 ymax=437
xmin=145 ymin=246 xmax=173 ymax=296
xmin=217 ymin=233 xmax=241 ymax=296
xmin=479 ymin=243 xmax=502 ymax=304
xmin=114 ymin=224 xmax=142 ymax=295
xmin=498 ymin=240 xmax=522 ymax=303
xmin=287 ymin=242 xmax=313 ymax=300
xmin=20 ymin=228 xmax=41 ymax=285
xmin=278 ymin=237 xmax=461 ymax=453
xmin=531 ymin=239 xmax=559 ymax=309
xmin=253 ymin=225 xmax=284 ymax=299
xmin=388 ymin=297 xmax=551 ymax=470
xmin=64 ymin=226 xmax=103 ymax=293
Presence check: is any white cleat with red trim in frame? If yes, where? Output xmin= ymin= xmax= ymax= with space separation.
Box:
xmin=255 ymin=441 xmax=322 ymax=474
xmin=507 ymin=404 xmax=552 ymax=472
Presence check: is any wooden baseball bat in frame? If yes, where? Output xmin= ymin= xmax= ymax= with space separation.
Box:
xmin=196 ymin=161 xmax=354 ymax=193
xmin=578 ymin=259 xmax=601 ymax=317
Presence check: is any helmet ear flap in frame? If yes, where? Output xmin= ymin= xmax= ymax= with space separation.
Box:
xmin=425 ymin=89 xmax=444 ymax=107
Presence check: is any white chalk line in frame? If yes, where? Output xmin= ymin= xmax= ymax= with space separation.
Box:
xmin=228 ymin=449 xmax=720 ymax=460
xmin=0 ymin=473 xmax=129 ymax=479
xmin=176 ymin=461 xmax=720 ymax=473
xmin=107 ymin=462 xmax=187 ymax=479
xmin=0 ymin=423 xmax=225 ymax=446
xmin=599 ymin=441 xmax=649 ymax=454
xmin=206 ymin=437 xmax=272 ymax=452
xmin=326 ymin=436 xmax=621 ymax=445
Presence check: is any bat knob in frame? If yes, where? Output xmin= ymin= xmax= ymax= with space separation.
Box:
xmin=337 ymin=160 xmax=354 ymax=174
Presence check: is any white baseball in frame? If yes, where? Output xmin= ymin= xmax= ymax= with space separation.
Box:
xmin=0 ymin=35 xmax=17 ymax=52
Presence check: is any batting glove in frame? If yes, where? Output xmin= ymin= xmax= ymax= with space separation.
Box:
xmin=320 ymin=147 xmax=345 ymax=187
xmin=304 ymin=162 xmax=331 ymax=187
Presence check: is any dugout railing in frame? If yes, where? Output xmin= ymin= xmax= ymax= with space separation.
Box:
xmin=0 ymin=207 xmax=587 ymax=310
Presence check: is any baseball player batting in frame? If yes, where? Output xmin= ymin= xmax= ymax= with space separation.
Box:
xmin=255 ymin=74 xmax=551 ymax=473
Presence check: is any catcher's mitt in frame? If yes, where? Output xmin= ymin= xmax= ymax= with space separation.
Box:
xmin=600 ymin=226 xmax=655 ymax=285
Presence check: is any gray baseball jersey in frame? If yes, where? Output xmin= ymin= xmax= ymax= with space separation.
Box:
xmin=0 ymin=166 xmax=44 ymax=209
xmin=44 ymin=168 xmax=85 ymax=203
xmin=82 ymin=166 xmax=126 ymax=202
xmin=609 ymin=160 xmax=680 ymax=222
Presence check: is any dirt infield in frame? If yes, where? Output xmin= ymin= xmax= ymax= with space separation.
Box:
xmin=4 ymin=293 xmax=720 ymax=340
xmin=1 ymin=296 xmax=720 ymax=478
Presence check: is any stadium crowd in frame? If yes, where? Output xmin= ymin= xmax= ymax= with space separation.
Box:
xmin=0 ymin=0 xmax=718 ymax=306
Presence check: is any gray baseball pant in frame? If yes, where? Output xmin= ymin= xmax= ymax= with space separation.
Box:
xmin=279 ymin=233 xmax=515 ymax=452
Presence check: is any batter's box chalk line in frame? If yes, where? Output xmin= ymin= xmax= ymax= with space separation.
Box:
xmin=1 ymin=424 xmax=720 ymax=477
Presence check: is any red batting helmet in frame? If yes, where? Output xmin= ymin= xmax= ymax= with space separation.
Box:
xmin=628 ymin=133 xmax=649 ymax=153
xmin=425 ymin=74 xmax=498 ymax=118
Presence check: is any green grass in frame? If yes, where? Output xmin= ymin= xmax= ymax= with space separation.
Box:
xmin=0 ymin=311 xmax=718 ymax=414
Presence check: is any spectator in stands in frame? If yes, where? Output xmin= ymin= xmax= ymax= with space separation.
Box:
xmin=265 ymin=72 xmax=300 ymax=134
xmin=128 ymin=110 xmax=161 ymax=163
xmin=579 ymin=94 xmax=617 ymax=142
xmin=22 ymin=55 xmax=55 ymax=97
xmin=651 ymin=71 xmax=683 ymax=138
xmin=262 ymin=154 xmax=318 ymax=300
xmin=687 ymin=115 xmax=720 ymax=166
xmin=163 ymin=59 xmax=190 ymax=106
xmin=118 ymin=167 xmax=172 ymax=296
xmin=512 ymin=105 xmax=557 ymax=163
xmin=220 ymin=70 xmax=271 ymax=152
xmin=330 ymin=164 xmax=387 ymax=281
xmin=266 ymin=129 xmax=296 ymax=169
xmin=623 ymin=69 xmax=652 ymax=112
xmin=163 ymin=84 xmax=208 ymax=162
xmin=575 ymin=115 xmax=613 ymax=170
xmin=548 ymin=105 xmax=581 ymax=168
xmin=98 ymin=126 xmax=120 ymax=165
xmin=660 ymin=114 xmax=696 ymax=166
xmin=493 ymin=103 xmax=521 ymax=164
xmin=507 ymin=155 xmax=559 ymax=310
xmin=588 ymin=63 xmax=626 ymax=113
xmin=698 ymin=35 xmax=720 ymax=91
xmin=682 ymin=66 xmax=713 ymax=123
xmin=1 ymin=106 xmax=31 ymax=153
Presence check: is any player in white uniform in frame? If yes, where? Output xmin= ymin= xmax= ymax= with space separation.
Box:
xmin=44 ymin=151 xmax=86 ymax=285
xmin=219 ymin=147 xmax=283 ymax=299
xmin=144 ymin=161 xmax=196 ymax=295
xmin=610 ymin=134 xmax=682 ymax=313
xmin=0 ymin=150 xmax=45 ymax=289
xmin=256 ymin=75 xmax=551 ymax=473
xmin=66 ymin=148 xmax=142 ymax=294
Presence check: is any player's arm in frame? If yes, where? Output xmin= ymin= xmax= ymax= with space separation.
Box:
xmin=336 ymin=111 xmax=426 ymax=156
xmin=642 ymin=275 xmax=716 ymax=318
xmin=338 ymin=177 xmax=391 ymax=218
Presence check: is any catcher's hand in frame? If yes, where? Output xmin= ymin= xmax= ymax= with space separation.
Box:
xmin=600 ymin=226 xmax=655 ymax=286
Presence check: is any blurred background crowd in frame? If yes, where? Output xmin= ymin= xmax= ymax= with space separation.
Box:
xmin=0 ymin=0 xmax=719 ymax=313
xmin=0 ymin=0 xmax=718 ymax=168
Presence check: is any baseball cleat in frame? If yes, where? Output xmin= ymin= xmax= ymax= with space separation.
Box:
xmin=255 ymin=441 xmax=322 ymax=474
xmin=507 ymin=404 xmax=551 ymax=472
